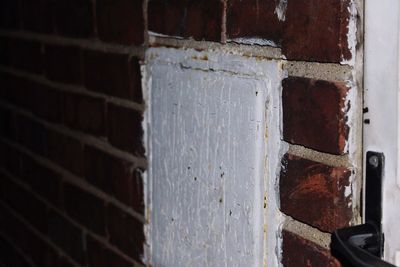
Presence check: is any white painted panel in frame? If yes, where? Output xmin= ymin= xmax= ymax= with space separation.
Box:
xmin=364 ymin=0 xmax=400 ymax=264
xmin=145 ymin=48 xmax=282 ymax=267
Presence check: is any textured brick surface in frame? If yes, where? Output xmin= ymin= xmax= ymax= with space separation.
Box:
xmin=16 ymin=115 xmax=48 ymax=156
xmin=84 ymin=146 xmax=143 ymax=212
xmin=32 ymin=83 xmax=63 ymax=123
xmin=63 ymin=92 xmax=106 ymax=136
xmin=0 ymin=107 xmax=16 ymax=141
xmin=44 ymin=44 xmax=83 ymax=84
xmin=64 ymin=184 xmax=106 ymax=236
xmin=2 ymin=76 xmax=33 ymax=111
xmin=0 ymin=235 xmax=34 ymax=267
xmin=0 ymin=141 xmax=21 ymax=178
xmin=54 ymin=0 xmax=94 ymax=37
xmin=148 ymin=0 xmax=222 ymax=41
xmin=83 ymin=50 xmax=142 ymax=102
xmin=47 ymin=210 xmax=85 ymax=264
xmin=107 ymin=104 xmax=144 ymax=156
xmin=227 ymin=0 xmax=282 ymax=45
xmin=20 ymin=154 xmax=62 ymax=207
xmin=9 ymin=39 xmax=43 ymax=74
xmin=283 ymin=77 xmax=349 ymax=155
xmin=282 ymin=230 xmax=341 ymax=267
xmin=0 ymin=0 xmax=20 ymax=29
xmin=87 ymin=236 xmax=132 ymax=267
xmin=107 ymin=204 xmax=144 ymax=261
xmin=0 ymin=178 xmax=47 ymax=233
xmin=280 ymin=154 xmax=352 ymax=232
xmin=283 ymin=0 xmax=352 ymax=62
xmin=47 ymin=131 xmax=84 ymax=176
xmin=21 ymin=0 xmax=53 ymax=33
xmin=97 ymin=0 xmax=144 ymax=45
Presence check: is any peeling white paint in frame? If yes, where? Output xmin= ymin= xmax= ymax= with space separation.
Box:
xmin=343 ymin=79 xmax=359 ymax=217
xmin=148 ymin=30 xmax=184 ymax=40
xmin=144 ymin=48 xmax=283 ymax=267
xmin=341 ymin=0 xmax=357 ymax=66
xmin=228 ymin=38 xmax=278 ymax=47
xmin=274 ymin=0 xmax=288 ymax=21
xmin=141 ymin=62 xmax=152 ymax=265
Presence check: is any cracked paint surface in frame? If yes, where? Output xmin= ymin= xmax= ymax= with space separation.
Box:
xmin=145 ymin=48 xmax=282 ymax=267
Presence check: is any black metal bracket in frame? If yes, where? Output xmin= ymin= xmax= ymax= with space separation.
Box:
xmin=331 ymin=152 xmax=396 ymax=267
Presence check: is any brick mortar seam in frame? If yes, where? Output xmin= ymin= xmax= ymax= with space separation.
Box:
xmin=0 ymin=200 xmax=143 ymax=267
xmin=0 ymin=101 xmax=147 ymax=168
xmin=286 ymin=142 xmax=352 ymax=168
xmin=283 ymin=61 xmax=353 ymax=82
xmin=0 ymin=139 xmax=146 ymax=223
xmin=0 ymin=29 xmax=145 ymax=57
xmin=282 ymin=215 xmax=332 ymax=250
xmin=0 ymin=66 xmax=145 ymax=112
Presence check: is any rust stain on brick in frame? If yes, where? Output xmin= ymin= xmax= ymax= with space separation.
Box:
xmin=282 ymin=230 xmax=341 ymax=266
xmin=280 ymin=154 xmax=352 ymax=233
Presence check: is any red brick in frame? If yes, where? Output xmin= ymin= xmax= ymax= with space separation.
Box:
xmin=0 ymin=235 xmax=35 ymax=267
xmin=282 ymin=0 xmax=352 ymax=62
xmin=58 ymin=256 xmax=76 ymax=267
xmin=0 ymin=178 xmax=47 ymax=233
xmin=282 ymin=230 xmax=340 ymax=267
xmin=47 ymin=131 xmax=84 ymax=176
xmin=84 ymin=146 xmax=144 ymax=213
xmin=44 ymin=44 xmax=83 ymax=84
xmin=0 ymin=37 xmax=11 ymax=66
xmin=16 ymin=115 xmax=48 ymax=156
xmin=20 ymin=154 xmax=62 ymax=207
xmin=107 ymin=204 xmax=144 ymax=261
xmin=280 ymin=154 xmax=352 ymax=232
xmin=148 ymin=0 xmax=222 ymax=41
xmin=87 ymin=236 xmax=132 ymax=267
xmin=63 ymin=92 xmax=106 ymax=136
xmin=227 ymin=0 xmax=283 ymax=45
xmin=282 ymin=77 xmax=349 ymax=155
xmin=2 ymin=76 xmax=34 ymax=111
xmin=64 ymin=183 xmax=106 ymax=236
xmin=0 ymin=141 xmax=21 ymax=179
xmin=97 ymin=0 xmax=144 ymax=45
xmin=0 ymin=0 xmax=20 ymax=29
xmin=83 ymin=50 xmax=142 ymax=102
xmin=54 ymin=0 xmax=94 ymax=38
xmin=0 ymin=107 xmax=17 ymax=141
xmin=32 ymin=83 xmax=63 ymax=123
xmin=30 ymin=239 xmax=61 ymax=267
xmin=21 ymin=0 xmax=54 ymax=33
xmin=47 ymin=210 xmax=85 ymax=264
xmin=0 ymin=204 xmax=33 ymax=254
xmin=9 ymin=39 xmax=43 ymax=74
xmin=107 ymin=104 xmax=144 ymax=156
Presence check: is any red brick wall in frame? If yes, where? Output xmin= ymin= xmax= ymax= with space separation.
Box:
xmin=0 ymin=0 xmax=362 ymax=266
xmin=0 ymin=0 xmax=146 ymax=266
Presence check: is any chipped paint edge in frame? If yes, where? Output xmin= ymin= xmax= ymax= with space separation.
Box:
xmin=341 ymin=0 xmax=357 ymax=66
xmin=141 ymin=61 xmax=153 ymax=265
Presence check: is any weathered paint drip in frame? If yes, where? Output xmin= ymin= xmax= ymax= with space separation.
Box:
xmin=342 ymin=0 xmax=357 ymax=66
xmin=144 ymin=48 xmax=283 ymax=267
xmin=275 ymin=0 xmax=288 ymax=21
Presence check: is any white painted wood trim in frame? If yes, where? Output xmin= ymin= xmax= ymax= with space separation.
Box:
xmin=364 ymin=0 xmax=400 ymax=264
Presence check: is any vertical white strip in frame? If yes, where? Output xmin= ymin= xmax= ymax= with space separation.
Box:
xmin=364 ymin=0 xmax=400 ymax=264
